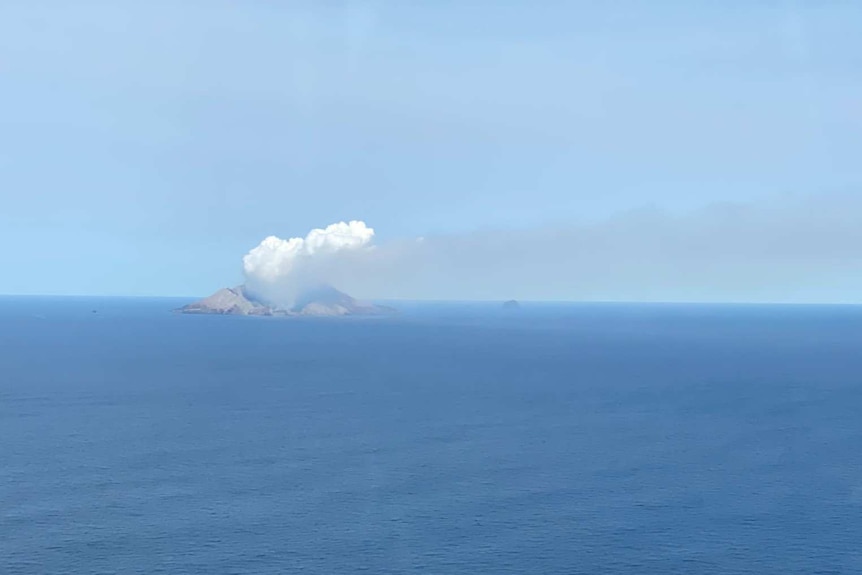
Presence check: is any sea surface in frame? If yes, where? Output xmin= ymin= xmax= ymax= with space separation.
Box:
xmin=2 ymin=297 xmax=862 ymax=574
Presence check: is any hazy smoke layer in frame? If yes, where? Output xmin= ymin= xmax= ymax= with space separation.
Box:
xmin=239 ymin=193 xmax=862 ymax=305
xmin=242 ymin=220 xmax=374 ymax=305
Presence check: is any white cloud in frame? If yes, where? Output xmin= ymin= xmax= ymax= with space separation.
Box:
xmin=242 ymin=220 xmax=374 ymax=304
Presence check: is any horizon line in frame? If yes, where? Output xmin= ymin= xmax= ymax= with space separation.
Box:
xmin=1 ymin=293 xmax=861 ymax=307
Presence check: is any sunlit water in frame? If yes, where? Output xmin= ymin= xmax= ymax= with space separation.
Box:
xmin=2 ymin=297 xmax=861 ymax=574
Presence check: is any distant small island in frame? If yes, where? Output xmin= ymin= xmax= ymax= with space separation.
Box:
xmin=502 ymin=299 xmax=521 ymax=310
xmin=178 ymin=284 xmax=396 ymax=317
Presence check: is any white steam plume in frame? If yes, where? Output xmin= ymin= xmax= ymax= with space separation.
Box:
xmin=236 ymin=192 xmax=862 ymax=305
xmin=242 ymin=220 xmax=374 ymax=305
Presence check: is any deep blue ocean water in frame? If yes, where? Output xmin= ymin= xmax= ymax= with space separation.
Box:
xmin=2 ymin=297 xmax=862 ymax=574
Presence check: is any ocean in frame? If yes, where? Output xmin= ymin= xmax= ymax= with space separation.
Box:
xmin=1 ymin=297 xmax=861 ymax=574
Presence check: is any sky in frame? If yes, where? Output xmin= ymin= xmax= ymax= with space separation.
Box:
xmin=1 ymin=1 xmax=861 ymax=301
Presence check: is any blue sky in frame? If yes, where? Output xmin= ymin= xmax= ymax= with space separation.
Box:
xmin=1 ymin=2 xmax=861 ymax=299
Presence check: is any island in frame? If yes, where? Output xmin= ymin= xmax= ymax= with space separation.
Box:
xmin=502 ymin=299 xmax=521 ymax=310
xmin=177 ymin=284 xmax=396 ymax=317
